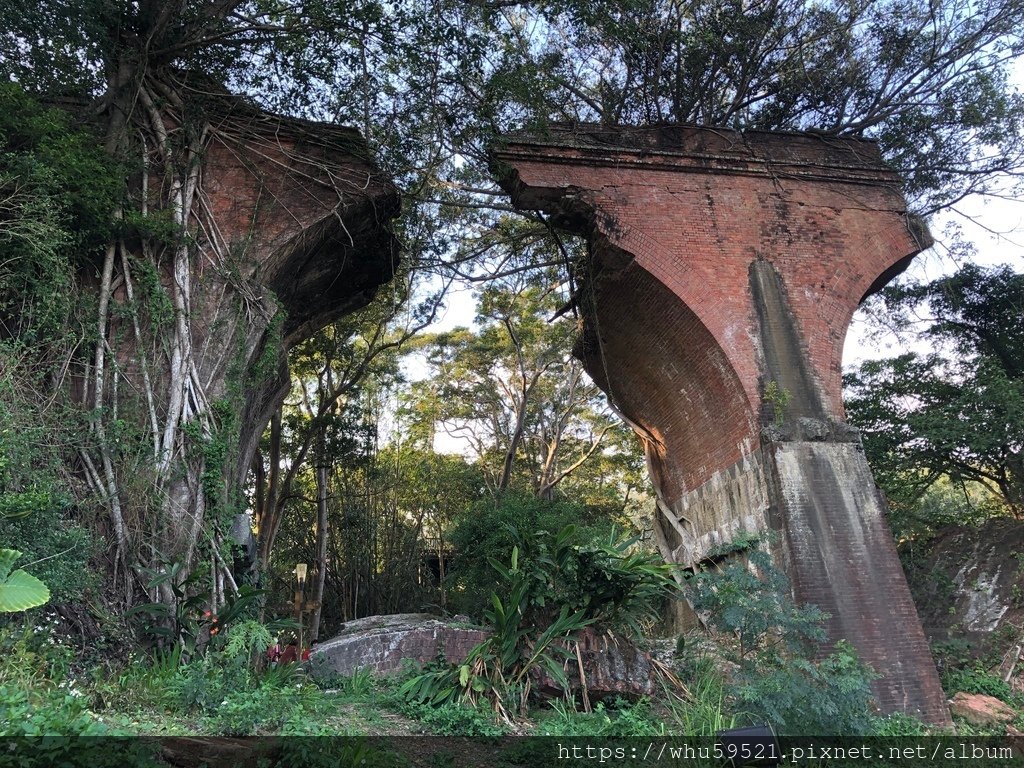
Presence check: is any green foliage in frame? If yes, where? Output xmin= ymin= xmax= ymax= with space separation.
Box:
xmin=729 ymin=640 xmax=876 ymax=736
xmin=868 ymin=712 xmax=932 ymax=736
xmin=180 ymin=397 xmax=244 ymax=531
xmin=224 ymin=619 xmax=273 ymax=664
xmin=0 ymin=489 xmax=92 ymax=604
xmin=400 ymin=571 xmax=594 ymax=719
xmin=535 ymin=697 xmax=665 ymax=736
xmin=447 ymin=492 xmax=603 ymax=616
xmin=392 ymin=696 xmax=507 ymax=736
xmin=0 ymin=549 xmax=50 ymax=612
xmin=846 ymin=264 xmax=1024 ymax=525
xmin=494 ymin=522 xmax=678 ymax=637
xmin=0 ymin=86 xmax=103 ymax=608
xmin=403 ymin=522 xmax=677 ymax=720
xmin=0 ymin=681 xmax=161 ymax=768
xmin=128 ymin=563 xmax=263 ymax=655
xmin=687 ymin=543 xmax=827 ymax=660
xmin=0 ymin=489 xmax=51 ymax=520
xmin=930 ymin=637 xmax=975 ymax=675
xmin=408 ymin=277 xmax=634 ymax=504
xmin=662 ymin=653 xmax=736 ymax=736
xmin=0 ymin=83 xmax=121 ymax=340
xmin=685 ymin=540 xmax=877 ymax=735
xmin=942 ymin=665 xmax=1015 ymax=701
xmin=0 ymin=626 xmax=159 ymax=765
xmin=207 ymin=684 xmax=315 ymax=736
xmin=0 ymin=683 xmax=107 ymax=737
xmin=309 ymin=663 xmax=376 ymax=696
xmin=762 ymin=381 xmax=792 ymax=425
xmin=0 ymin=625 xmax=74 ymax=693
xmin=117 ymin=615 xmax=318 ymax=735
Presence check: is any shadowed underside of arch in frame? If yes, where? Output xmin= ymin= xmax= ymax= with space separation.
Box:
xmin=193 ymin=99 xmax=401 ymax=488
xmin=494 ymin=123 xmax=951 ymax=726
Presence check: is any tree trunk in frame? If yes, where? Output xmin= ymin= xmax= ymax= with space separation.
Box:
xmin=310 ymin=463 xmax=330 ymax=642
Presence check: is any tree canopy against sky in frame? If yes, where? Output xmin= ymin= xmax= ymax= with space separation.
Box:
xmin=4 ymin=0 xmax=1023 ymax=223
xmin=405 ymin=272 xmax=636 ymax=499
xmin=845 ymin=264 xmax=1024 ymax=521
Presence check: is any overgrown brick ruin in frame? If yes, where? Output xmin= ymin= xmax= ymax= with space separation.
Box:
xmin=196 ymin=102 xmax=400 ymax=482
xmin=494 ymin=125 xmax=952 ymax=725
xmin=93 ymin=96 xmax=400 ymax=565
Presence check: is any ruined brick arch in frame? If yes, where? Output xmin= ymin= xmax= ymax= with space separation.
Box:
xmin=84 ymin=89 xmax=401 ymax=572
xmin=184 ymin=103 xmax=402 ymax=490
xmin=495 ymin=124 xmax=953 ymax=726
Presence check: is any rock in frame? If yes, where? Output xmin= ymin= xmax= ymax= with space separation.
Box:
xmin=902 ymin=519 xmax=1024 ymax=659
xmin=796 ymin=417 xmax=831 ymax=441
xmin=312 ymin=613 xmax=489 ymax=676
xmin=537 ymin=628 xmax=659 ymax=700
xmin=948 ymin=692 xmax=1018 ymax=726
xmin=314 ymin=615 xmax=659 ymax=701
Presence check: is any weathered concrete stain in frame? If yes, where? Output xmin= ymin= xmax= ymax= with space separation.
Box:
xmin=494 ymin=123 xmax=950 ymax=725
xmin=770 ymin=442 xmax=943 ymax=718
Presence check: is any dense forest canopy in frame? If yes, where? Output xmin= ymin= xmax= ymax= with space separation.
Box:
xmin=0 ymin=0 xmax=1022 ymax=636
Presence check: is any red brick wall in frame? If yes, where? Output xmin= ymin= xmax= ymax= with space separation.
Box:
xmin=580 ymin=254 xmax=757 ymax=495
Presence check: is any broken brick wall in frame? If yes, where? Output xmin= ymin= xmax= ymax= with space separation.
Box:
xmin=495 ymin=124 xmax=950 ymax=725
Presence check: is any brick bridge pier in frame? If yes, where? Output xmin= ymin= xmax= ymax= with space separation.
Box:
xmin=494 ymin=125 xmax=951 ymax=726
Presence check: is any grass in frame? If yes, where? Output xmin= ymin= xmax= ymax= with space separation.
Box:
xmin=6 ymin=620 xmax=1022 ymax=742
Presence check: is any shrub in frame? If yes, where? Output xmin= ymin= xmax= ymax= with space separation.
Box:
xmin=447 ymin=492 xmax=603 ymax=617
xmin=0 ymin=624 xmax=74 ymax=692
xmin=728 ymin=640 xmax=876 ymax=736
xmin=0 ymin=628 xmax=159 ymax=766
xmin=684 ymin=538 xmax=877 ymax=736
xmin=687 ymin=541 xmax=826 ymax=660
xmin=942 ymin=665 xmax=1014 ymax=700
xmin=0 ymin=397 xmax=95 ymax=605
xmin=208 ymin=685 xmax=307 ymax=736
xmin=309 ymin=662 xmax=375 ymax=696
xmin=393 ymin=697 xmax=506 ymax=736
xmin=402 ymin=524 xmax=678 ymax=721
